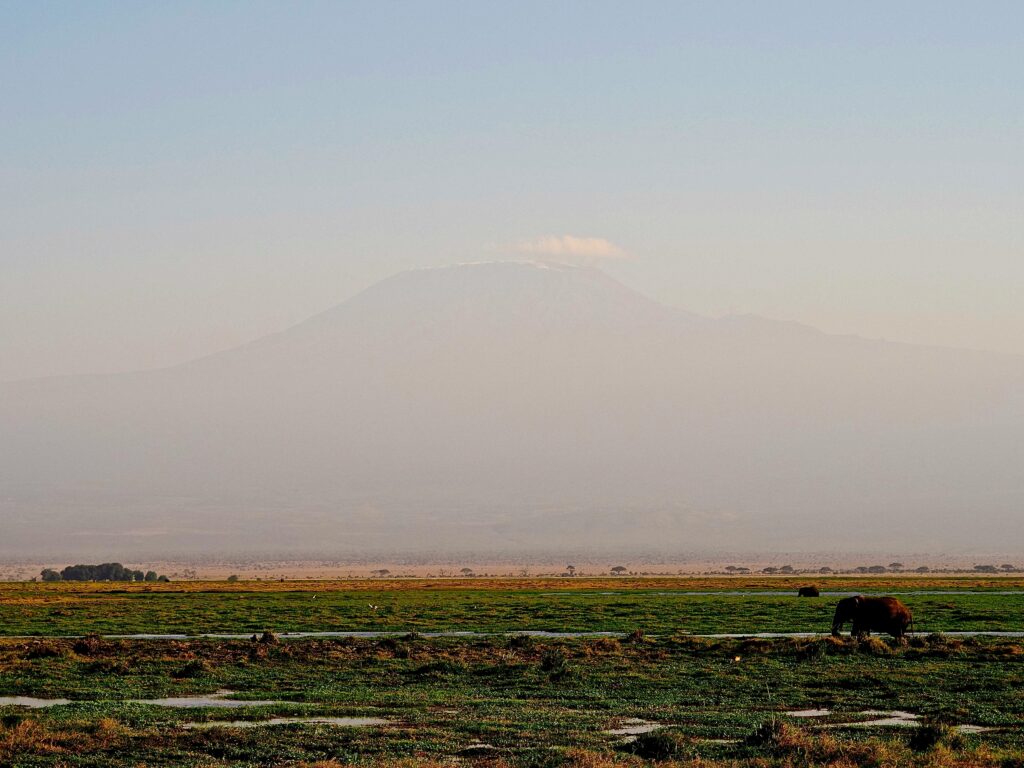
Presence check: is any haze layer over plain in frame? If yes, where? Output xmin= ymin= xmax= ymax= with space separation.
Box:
xmin=2 ymin=262 xmax=1022 ymax=558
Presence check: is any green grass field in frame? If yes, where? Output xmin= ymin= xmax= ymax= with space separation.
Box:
xmin=2 ymin=578 xmax=1023 ymax=767
xmin=3 ymin=577 xmax=1024 ymax=636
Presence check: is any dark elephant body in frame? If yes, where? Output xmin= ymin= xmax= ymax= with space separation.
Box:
xmin=798 ymin=586 xmax=820 ymax=597
xmin=831 ymin=595 xmax=912 ymax=639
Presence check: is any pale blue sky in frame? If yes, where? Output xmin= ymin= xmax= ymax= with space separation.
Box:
xmin=2 ymin=1 xmax=1022 ymax=379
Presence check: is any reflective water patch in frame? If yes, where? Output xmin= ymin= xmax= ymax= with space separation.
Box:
xmin=182 ymin=716 xmax=388 ymax=729
xmin=0 ymin=696 xmax=72 ymax=708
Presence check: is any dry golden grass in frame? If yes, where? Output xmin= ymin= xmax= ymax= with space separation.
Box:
xmin=0 ymin=717 xmax=131 ymax=763
xmin=4 ymin=722 xmax=1014 ymax=768
xmin=5 ymin=574 xmax=1024 ymax=597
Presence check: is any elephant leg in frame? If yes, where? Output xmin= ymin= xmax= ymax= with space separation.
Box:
xmin=852 ymin=621 xmax=869 ymax=638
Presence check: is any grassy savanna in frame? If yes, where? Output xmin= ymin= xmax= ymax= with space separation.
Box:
xmin=1 ymin=633 xmax=1024 ymax=767
xmin=2 ymin=578 xmax=1024 ymax=766
xmin=2 ymin=577 xmax=1024 ymax=636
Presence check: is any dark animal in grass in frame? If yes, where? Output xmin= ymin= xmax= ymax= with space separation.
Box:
xmin=798 ymin=586 xmax=820 ymax=597
xmin=831 ymin=595 xmax=913 ymax=639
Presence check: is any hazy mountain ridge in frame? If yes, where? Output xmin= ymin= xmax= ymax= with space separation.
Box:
xmin=2 ymin=261 xmax=1022 ymax=557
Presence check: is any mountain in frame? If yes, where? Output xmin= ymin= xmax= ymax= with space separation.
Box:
xmin=2 ymin=261 xmax=1023 ymax=558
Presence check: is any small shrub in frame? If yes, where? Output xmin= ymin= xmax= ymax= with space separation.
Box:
xmin=857 ymin=636 xmax=894 ymax=656
xmin=540 ymin=648 xmax=573 ymax=681
xmin=823 ymin=635 xmax=854 ymax=654
xmin=509 ymin=634 xmax=535 ymax=651
xmin=172 ymin=659 xmax=213 ymax=679
xmin=540 ymin=648 xmax=567 ymax=672
xmin=744 ymin=719 xmax=812 ymax=753
xmin=794 ymin=639 xmax=827 ymax=661
xmin=73 ymin=634 xmax=104 ymax=656
xmin=26 ymin=641 xmax=65 ymax=659
xmin=621 ymin=729 xmax=692 ymax=760
xmin=909 ymin=720 xmax=966 ymax=752
xmin=377 ymin=637 xmax=409 ymax=658
xmin=586 ymin=637 xmax=621 ymax=654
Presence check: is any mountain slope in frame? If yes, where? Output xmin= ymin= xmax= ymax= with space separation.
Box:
xmin=2 ymin=261 xmax=1022 ymax=557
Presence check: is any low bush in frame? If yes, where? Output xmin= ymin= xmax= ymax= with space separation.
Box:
xmin=620 ymin=729 xmax=692 ymax=760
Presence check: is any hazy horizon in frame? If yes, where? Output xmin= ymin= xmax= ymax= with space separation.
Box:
xmin=2 ymin=260 xmax=1022 ymax=558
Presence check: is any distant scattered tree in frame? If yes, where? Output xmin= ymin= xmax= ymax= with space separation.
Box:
xmin=889 ymin=562 xmax=904 ymax=570
xmin=460 ymin=568 xmax=474 ymax=576
xmin=610 ymin=566 xmax=628 ymax=575
xmin=58 ymin=563 xmax=164 ymax=582
xmin=372 ymin=569 xmax=391 ymax=577
xmin=40 ymin=569 xmax=61 ymax=582
xmin=818 ymin=567 xmax=833 ymax=574
xmin=854 ymin=566 xmax=869 ymax=574
xmin=780 ymin=565 xmax=794 ymax=574
xmin=724 ymin=566 xmax=738 ymax=572
xmin=1001 ymin=564 xmax=1017 ymax=572
xmin=762 ymin=567 xmax=778 ymax=574
xmin=735 ymin=567 xmax=750 ymax=573
xmin=867 ymin=565 xmax=887 ymax=574
xmin=144 ymin=571 xmax=158 ymax=582
xmin=915 ymin=566 xmax=931 ymax=573
xmin=158 ymin=575 xmax=170 ymax=582
xmin=974 ymin=564 xmax=998 ymax=573
xmin=566 ymin=565 xmax=576 ymax=577
xmin=226 ymin=574 xmax=239 ymax=582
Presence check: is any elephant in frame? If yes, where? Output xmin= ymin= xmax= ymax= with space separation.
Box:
xmin=831 ymin=595 xmax=912 ymax=639
xmin=798 ymin=586 xmax=820 ymax=597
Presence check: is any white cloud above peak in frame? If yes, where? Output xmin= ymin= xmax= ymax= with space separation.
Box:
xmin=514 ymin=235 xmax=630 ymax=264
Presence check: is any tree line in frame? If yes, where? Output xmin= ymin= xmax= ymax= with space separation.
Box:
xmin=40 ymin=562 xmax=169 ymax=582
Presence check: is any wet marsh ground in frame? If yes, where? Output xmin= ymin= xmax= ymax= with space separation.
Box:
xmin=2 ymin=577 xmax=1024 ymax=766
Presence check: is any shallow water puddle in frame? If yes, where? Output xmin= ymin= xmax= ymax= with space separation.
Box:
xmin=0 ymin=690 xmax=283 ymax=709
xmin=131 ymin=690 xmax=282 ymax=708
xmin=182 ymin=716 xmax=387 ymax=729
xmin=854 ymin=710 xmax=921 ymax=727
xmin=0 ymin=696 xmax=71 ymax=708
xmin=605 ymin=718 xmax=663 ymax=736
xmin=786 ymin=709 xmax=990 ymax=733
xmin=788 ymin=709 xmax=832 ymax=718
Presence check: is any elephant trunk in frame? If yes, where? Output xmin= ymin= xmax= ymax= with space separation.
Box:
xmin=830 ymin=609 xmax=844 ymax=637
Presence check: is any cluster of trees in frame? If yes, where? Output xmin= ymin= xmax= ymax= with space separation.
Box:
xmin=731 ymin=563 xmax=1021 ymax=575
xmin=760 ymin=565 xmax=797 ymax=574
xmin=40 ymin=562 xmax=169 ymax=582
